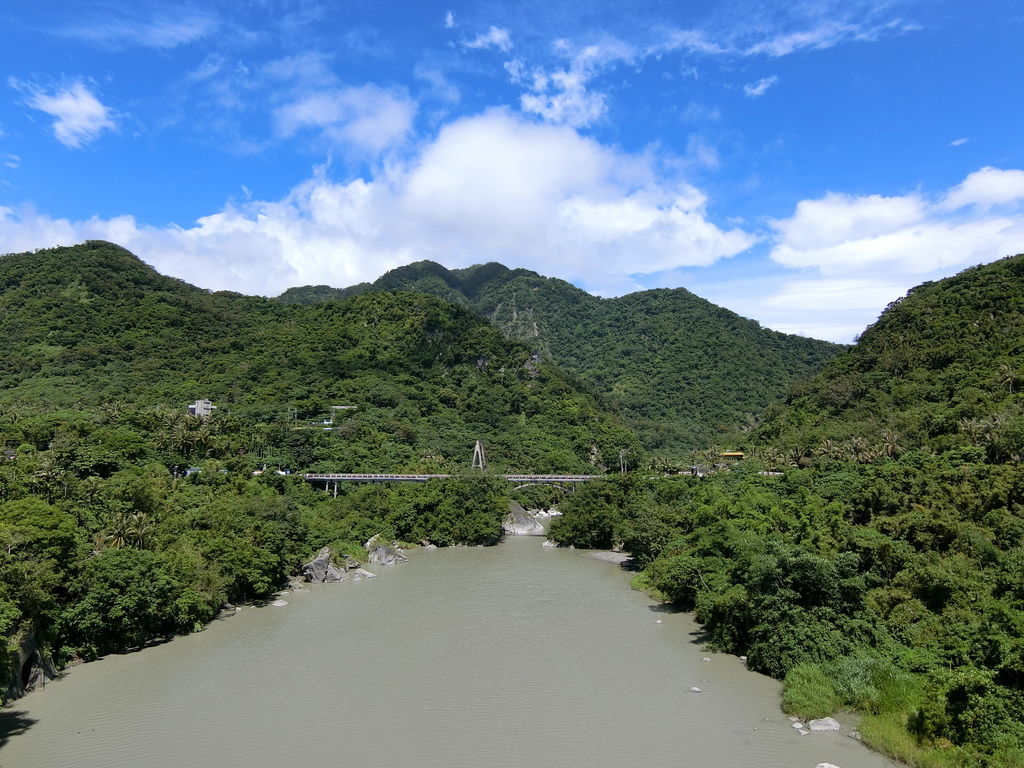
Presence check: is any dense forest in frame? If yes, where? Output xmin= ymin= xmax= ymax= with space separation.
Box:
xmin=0 ymin=241 xmax=633 ymax=688
xmin=551 ymin=255 xmax=1024 ymax=768
xmin=278 ymin=259 xmax=841 ymax=453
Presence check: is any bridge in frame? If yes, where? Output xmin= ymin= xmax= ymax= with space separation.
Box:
xmin=303 ymin=472 xmax=603 ymax=494
xmin=302 ymin=441 xmax=604 ymax=494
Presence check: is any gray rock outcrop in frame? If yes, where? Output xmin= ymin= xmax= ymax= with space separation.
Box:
xmin=364 ymin=535 xmax=407 ymax=565
xmin=502 ymin=502 xmax=547 ymax=536
xmin=301 ymin=547 xmax=351 ymax=583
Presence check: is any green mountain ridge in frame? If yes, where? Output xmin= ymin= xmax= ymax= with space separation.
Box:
xmin=0 ymin=241 xmax=637 ymax=473
xmin=278 ymin=260 xmax=843 ymax=454
xmin=755 ymin=253 xmax=1024 ymax=463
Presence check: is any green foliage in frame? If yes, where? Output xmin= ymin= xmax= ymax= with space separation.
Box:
xmin=61 ymin=548 xmax=185 ymax=657
xmin=5 ymin=242 xmax=1024 ymax=767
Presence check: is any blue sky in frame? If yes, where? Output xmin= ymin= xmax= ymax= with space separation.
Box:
xmin=1 ymin=0 xmax=1022 ymax=342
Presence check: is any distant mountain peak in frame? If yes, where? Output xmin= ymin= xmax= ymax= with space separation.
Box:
xmin=273 ymin=258 xmax=842 ymax=451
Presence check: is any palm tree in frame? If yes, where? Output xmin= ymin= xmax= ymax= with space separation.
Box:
xmin=849 ymin=436 xmax=878 ymax=464
xmin=879 ymin=428 xmax=903 ymax=458
xmin=998 ymin=363 xmax=1017 ymax=394
xmin=959 ymin=418 xmax=984 ymax=443
xmin=77 ymin=475 xmax=103 ymax=507
xmin=817 ymin=438 xmax=844 ymax=461
xmin=760 ymin=446 xmax=783 ymax=472
xmin=128 ymin=512 xmax=154 ymax=548
xmin=100 ymin=400 xmax=128 ymax=423
xmin=32 ymin=455 xmax=63 ymax=501
xmin=105 ymin=511 xmax=132 ymax=549
xmin=980 ymin=413 xmax=1009 ymax=461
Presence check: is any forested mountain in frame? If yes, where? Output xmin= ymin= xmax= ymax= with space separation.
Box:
xmin=0 ymin=241 xmax=635 ymax=684
xmin=756 ymin=253 xmax=1024 ymax=464
xmin=0 ymin=242 xmax=637 ymax=473
xmin=278 ymin=260 xmax=842 ymax=454
xmin=551 ymin=255 xmax=1024 ymax=767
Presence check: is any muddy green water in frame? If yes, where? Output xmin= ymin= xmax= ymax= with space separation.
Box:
xmin=2 ymin=536 xmax=897 ymax=768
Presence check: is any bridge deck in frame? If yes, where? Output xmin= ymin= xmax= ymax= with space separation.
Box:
xmin=304 ymin=473 xmax=602 ymax=483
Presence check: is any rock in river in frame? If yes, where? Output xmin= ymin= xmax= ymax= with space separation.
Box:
xmin=502 ymin=502 xmax=547 ymax=536
xmin=808 ymin=717 xmax=841 ymax=732
xmin=365 ymin=534 xmax=408 ymax=565
xmin=300 ymin=547 xmax=350 ymax=583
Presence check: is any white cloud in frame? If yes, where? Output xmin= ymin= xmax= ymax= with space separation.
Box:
xmin=738 ymin=16 xmax=918 ymax=57
xmin=941 ymin=167 xmax=1024 ymax=211
xmin=749 ymin=167 xmax=1024 ymax=340
xmin=501 ymin=4 xmax=911 ymax=129
xmin=771 ymin=192 xmax=926 ymax=259
xmin=3 ymin=154 xmax=19 ymax=169
xmin=444 ymin=10 xmax=456 ymax=29
xmin=262 ymin=53 xmax=338 ymax=88
xmin=650 ymin=3 xmax=917 ymax=61
xmin=12 ymin=80 xmax=117 ymax=148
xmin=414 ymin=66 xmax=460 ymax=104
xmin=516 ymin=39 xmax=636 ymax=128
xmin=655 ymin=28 xmax=727 ymax=56
xmin=743 ymin=76 xmax=778 ymax=98
xmin=520 ymin=71 xmax=606 ymax=128
xmin=762 ymin=278 xmax=907 ymax=314
xmin=949 ymin=137 xmax=969 ymax=147
xmin=680 ymin=103 xmax=722 ymax=123
xmin=770 ymin=179 xmax=1024 ymax=277
xmin=56 ymin=11 xmax=217 ymax=49
xmin=0 ymin=110 xmax=755 ymax=297
xmin=464 ymin=26 xmax=512 ymax=52
xmin=684 ymin=135 xmax=720 ymax=171
xmin=274 ymin=85 xmax=416 ymax=153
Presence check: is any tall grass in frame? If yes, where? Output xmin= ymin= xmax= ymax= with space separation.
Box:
xmin=782 ymin=662 xmax=840 ymax=718
xmin=859 ymin=714 xmax=960 ymax=768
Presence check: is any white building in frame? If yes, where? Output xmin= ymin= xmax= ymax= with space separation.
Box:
xmin=188 ymin=399 xmax=217 ymax=418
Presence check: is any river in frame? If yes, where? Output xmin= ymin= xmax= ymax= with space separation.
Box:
xmin=2 ymin=536 xmax=897 ymax=768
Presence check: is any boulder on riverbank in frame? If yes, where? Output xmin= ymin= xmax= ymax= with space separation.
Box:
xmin=502 ymin=502 xmax=547 ymax=536
xmin=300 ymin=547 xmax=351 ymax=583
xmin=364 ymin=535 xmax=407 ymax=565
xmin=808 ymin=717 xmax=841 ymax=732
